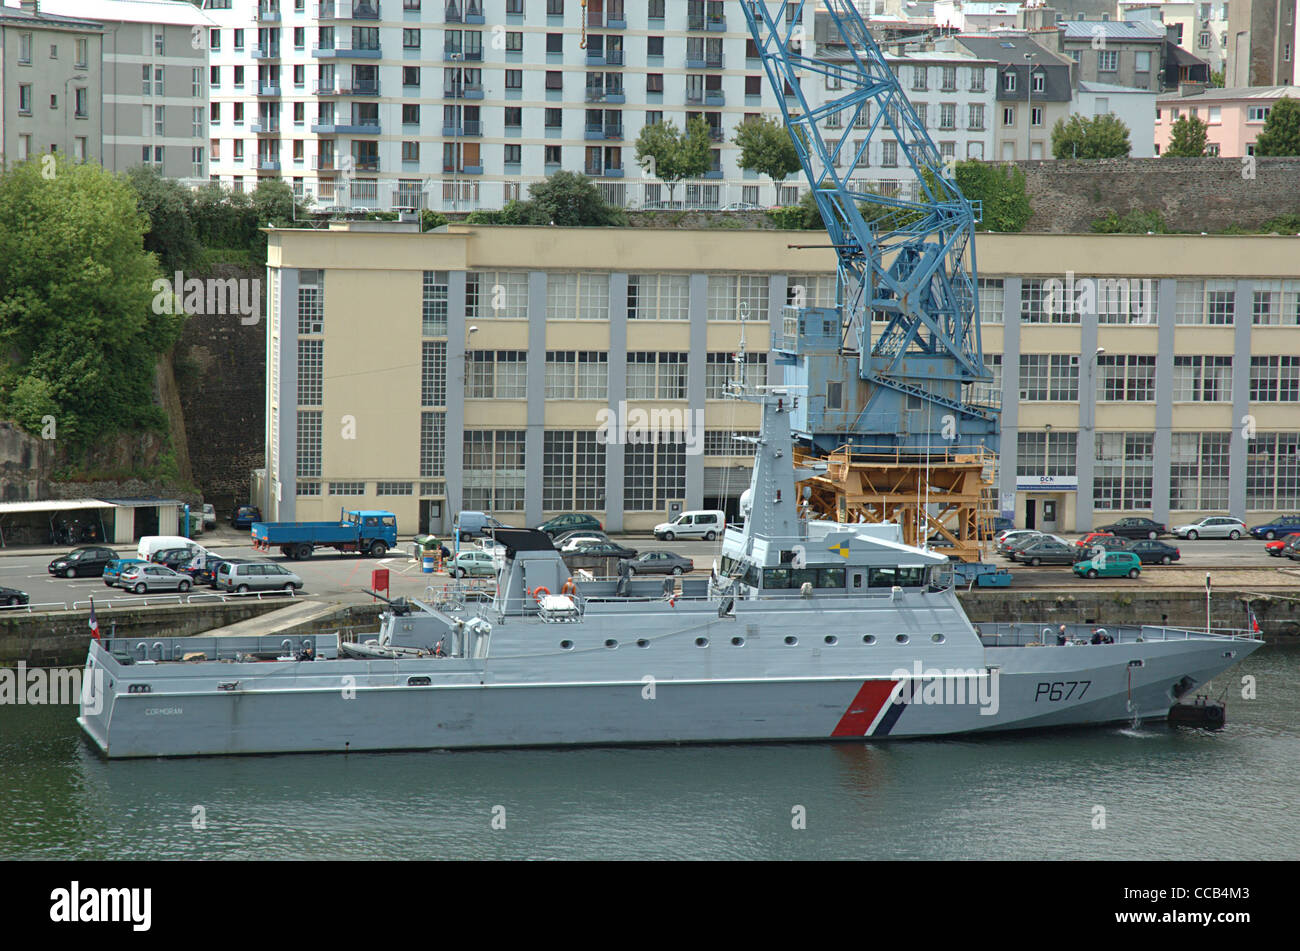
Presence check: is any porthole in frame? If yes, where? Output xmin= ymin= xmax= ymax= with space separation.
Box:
xmin=824 ymin=635 xmax=838 ymax=646
xmin=931 ymin=633 xmax=945 ymax=644
xmin=731 ymin=636 xmax=745 ymax=647
xmin=560 ymin=640 xmax=574 ymax=651
xmin=784 ymin=635 xmax=798 ymax=646
xmin=862 ymin=634 xmax=876 ymax=645
xmin=605 ymin=639 xmax=618 ymax=649
xmin=895 ymin=634 xmax=909 ymax=644
xmin=636 ymin=638 xmax=650 ymax=648
xmin=695 ymin=636 xmax=709 ymax=648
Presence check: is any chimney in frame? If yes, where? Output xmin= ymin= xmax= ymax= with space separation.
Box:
xmin=19 ymin=0 xmax=39 ymax=13
xmin=1180 ymin=81 xmax=1207 ymax=96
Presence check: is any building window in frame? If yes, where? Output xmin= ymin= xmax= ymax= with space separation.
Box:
xmin=297 ymin=411 xmax=322 ymax=478
xmin=466 ymin=270 xmax=528 ymax=318
xmin=1251 ymin=280 xmax=1300 ymax=324
xmin=297 ymin=482 xmax=321 ymax=497
xmin=403 ymin=28 xmax=421 ymax=49
xmin=546 ymin=272 xmax=610 ymax=320
xmin=1031 ymin=70 xmax=1045 ymax=92
xmin=1095 ymin=354 xmax=1155 ymax=402
xmin=1018 ymin=354 xmax=1078 ymax=401
xmin=978 ymin=278 xmax=1004 ymax=323
xmin=543 ymin=431 xmax=606 ymax=509
xmin=1171 ymin=432 xmax=1231 ymax=510
xmin=1246 ymin=433 xmax=1300 ymax=509
xmin=420 ymin=270 xmax=448 ymax=335
xmin=297 ymin=339 xmax=323 ymax=405
xmin=1098 ymin=49 xmax=1118 ymax=71
xmin=1016 ymin=430 xmax=1077 ymax=477
xmin=969 ymin=67 xmax=984 ymax=92
xmin=1174 ymin=356 xmax=1233 ymax=401
xmin=1003 ymin=71 xmax=1016 ymax=92
xmin=707 ymin=274 xmax=768 ymax=321
xmin=422 ymin=342 xmax=447 ymax=407
xmin=1249 ymin=356 xmax=1300 ymax=402
xmin=506 ymin=31 xmax=523 ymax=52
xmin=467 ymin=350 xmax=528 ymax=399
xmin=329 ymin=482 xmax=367 ymax=495
xmin=19 ymin=32 xmax=32 ymax=63
xmin=968 ymin=103 xmax=985 ymax=131
xmin=376 ymin=482 xmax=414 ymax=496
xmin=704 ymin=431 xmax=758 ymax=456
xmin=1093 ymin=432 xmax=1154 ymax=510
xmin=627 ymin=352 xmax=688 ymax=400
xmin=298 ymin=270 xmax=323 ymax=334
xmin=463 ymin=430 xmax=526 ymax=511
xmin=624 ymin=432 xmax=686 ymax=511
xmin=706 ymin=353 xmax=766 ymax=398
xmin=786 ymin=273 xmax=836 ymax=309
xmin=971 ymin=353 xmax=1001 ymax=407
xmin=627 ymin=273 xmax=690 ymax=320
xmin=420 ymin=412 xmax=446 ymax=479
xmin=1175 ymin=279 xmax=1235 ymax=324
xmin=75 ymin=37 xmax=88 ymax=68
xmin=544 ymin=351 xmax=608 ymax=400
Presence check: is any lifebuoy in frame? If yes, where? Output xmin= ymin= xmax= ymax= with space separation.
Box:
xmin=531 ymin=586 xmax=550 ymax=603
xmin=561 ymin=578 xmax=577 ymax=595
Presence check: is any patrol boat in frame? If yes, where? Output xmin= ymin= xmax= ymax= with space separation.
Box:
xmin=79 ymin=389 xmax=1261 ymax=757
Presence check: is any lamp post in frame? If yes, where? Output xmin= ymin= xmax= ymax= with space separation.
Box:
xmin=1087 ymin=346 xmax=1105 ymax=429
xmin=1024 ymin=53 xmax=1034 ymax=160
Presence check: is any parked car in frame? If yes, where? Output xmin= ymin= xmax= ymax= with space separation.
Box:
xmin=215 ymin=561 xmax=304 ymax=593
xmin=623 ymin=551 xmax=694 ymax=575
xmin=0 ymin=585 xmax=29 ymax=607
xmin=1248 ymin=515 xmax=1300 ymax=540
xmin=1172 ymin=516 xmax=1246 ymax=540
xmin=201 ymin=504 xmax=217 ymax=529
xmin=653 ymin=510 xmax=725 ymax=541
xmin=1072 ymin=535 xmax=1133 ymax=561
xmin=722 ymin=201 xmax=762 ymax=211
xmin=559 ymin=533 xmax=611 ymax=552
xmin=1072 ymin=551 xmax=1142 ymax=579
xmin=231 ymin=505 xmax=262 ymax=530
xmin=996 ymin=530 xmax=1042 ymax=554
xmin=1095 ymin=517 xmax=1167 ymax=539
xmin=1286 ymin=536 xmax=1300 ymax=561
xmin=447 ymin=550 xmax=498 ymax=578
xmin=136 ymin=536 xmax=205 ymax=561
xmin=454 ymin=510 xmax=511 ymax=541
xmin=1074 ymin=531 xmax=1121 ymax=549
xmin=535 ymin=514 xmax=603 ymax=538
xmin=117 ymin=563 xmax=192 ymax=594
xmin=553 ymin=529 xmax=610 ymax=548
xmin=152 ymin=547 xmax=201 ymax=572
xmin=569 ymin=541 xmax=638 ymax=560
xmin=189 ymin=555 xmax=246 ymax=587
xmin=47 ymin=546 xmax=117 ymax=579
xmin=1011 ymin=540 xmax=1079 ymax=566
xmin=103 ymin=557 xmax=146 ymax=588
xmin=1126 ymin=539 xmax=1182 ymax=565
xmin=1265 ymin=532 xmax=1300 ymax=557
xmin=1002 ymin=533 xmax=1068 ymax=558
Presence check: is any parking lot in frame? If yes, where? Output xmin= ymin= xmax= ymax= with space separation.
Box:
xmin=0 ymin=525 xmax=1291 ymax=614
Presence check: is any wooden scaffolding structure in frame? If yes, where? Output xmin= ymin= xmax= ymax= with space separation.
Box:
xmin=794 ymin=444 xmax=999 ymax=564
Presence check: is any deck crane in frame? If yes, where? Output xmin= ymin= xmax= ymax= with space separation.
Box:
xmin=739 ymin=1 xmax=1004 ymax=564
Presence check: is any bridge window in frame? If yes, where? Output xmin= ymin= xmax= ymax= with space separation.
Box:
xmin=868 ymin=566 xmax=925 ymax=587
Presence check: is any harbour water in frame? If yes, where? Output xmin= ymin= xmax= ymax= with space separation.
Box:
xmin=2 ymin=644 xmax=1297 ymax=860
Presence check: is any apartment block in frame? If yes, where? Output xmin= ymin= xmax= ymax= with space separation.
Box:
xmin=35 ymin=0 xmax=214 ymax=183
xmin=1226 ymin=0 xmax=1296 ymax=87
xmin=0 ymin=0 xmax=102 ymax=165
xmin=265 ymin=224 xmax=1300 ymax=535
xmin=956 ymin=33 xmax=1074 ymax=160
xmin=1154 ymin=84 xmax=1300 ymax=155
xmin=201 ymin=0 xmax=815 ymax=211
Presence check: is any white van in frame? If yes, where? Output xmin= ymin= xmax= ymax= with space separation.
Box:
xmin=652 ymin=510 xmax=726 ymax=541
xmin=136 ymin=536 xmax=208 ymax=562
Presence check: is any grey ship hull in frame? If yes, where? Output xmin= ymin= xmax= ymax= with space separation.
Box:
xmin=79 ymin=624 xmax=1257 ymax=758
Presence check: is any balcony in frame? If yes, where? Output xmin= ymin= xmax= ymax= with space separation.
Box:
xmin=256 ymin=5 xmax=281 ymax=21
xmin=444 ymin=82 xmax=484 ymax=99
xmin=352 ymin=80 xmax=380 ymax=95
xmin=313 ymin=79 xmax=342 ymax=94
xmin=335 ymin=121 xmax=381 ymax=134
xmin=585 ymin=51 xmax=605 ymax=66
xmin=314 ymin=42 xmax=381 ymax=59
xmin=259 ymin=159 xmax=282 ymax=171
xmin=312 ymin=156 xmax=337 ymax=170
xmin=584 ymin=125 xmax=605 ymax=140
xmin=586 ymin=88 xmax=625 ymax=103
xmin=352 ymin=0 xmax=380 ymax=18
xmin=252 ymin=45 xmax=281 ymax=59
xmin=445 ymin=164 xmax=482 ymax=175
xmin=352 ymin=158 xmax=380 ymax=171
xmin=441 ymin=124 xmax=462 ymax=136
xmin=706 ymin=14 xmax=726 ymax=31
xmin=688 ymin=15 xmax=705 ymax=30
xmin=462 ymin=120 xmax=482 ymax=135
xmin=704 ymin=56 xmax=724 ymax=69
xmin=310 ymin=122 xmax=337 ymax=133
xmin=251 ymin=121 xmax=280 ymax=134
xmin=258 ymin=82 xmax=281 ymax=96
xmin=606 ymin=49 xmax=624 ymax=66
xmin=705 ymin=90 xmax=725 ymax=106
xmin=708 ymin=127 xmax=724 ymax=142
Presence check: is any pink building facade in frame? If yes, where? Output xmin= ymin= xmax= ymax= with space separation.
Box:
xmin=1154 ymin=85 xmax=1300 ymax=156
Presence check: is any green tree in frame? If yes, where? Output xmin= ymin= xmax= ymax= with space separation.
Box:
xmin=1210 ymin=70 xmax=1225 ymax=87
xmin=527 ymin=170 xmax=626 ymax=226
xmin=123 ymin=165 xmax=202 ymax=275
xmin=1163 ymin=114 xmax=1209 ymax=157
xmin=0 ymin=156 xmax=181 ymax=450
xmin=733 ymin=115 xmax=802 ymax=204
xmin=767 ymin=189 xmax=824 ymax=229
xmin=1050 ymin=113 xmax=1132 ymax=159
xmin=1253 ymin=96 xmax=1300 ymax=156
xmin=952 ymin=161 xmax=1033 ymax=232
xmin=634 ymin=116 xmax=712 ymax=205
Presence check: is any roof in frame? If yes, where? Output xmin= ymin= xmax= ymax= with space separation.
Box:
xmin=23 ymin=0 xmax=216 ymax=26
xmin=953 ymin=2 xmax=1024 ymax=14
xmin=99 ymin=497 xmax=183 ymax=507
xmin=1166 ymin=44 xmax=1209 ymax=67
xmin=1061 ymin=19 xmax=1166 ymax=41
xmin=956 ymin=33 xmax=1074 ymax=67
xmin=0 ymin=1 xmax=103 ymax=29
xmin=1079 ymin=80 xmax=1157 ymax=94
xmin=0 ymin=499 xmax=113 ymax=513
xmin=1156 ymin=84 xmax=1300 ymax=102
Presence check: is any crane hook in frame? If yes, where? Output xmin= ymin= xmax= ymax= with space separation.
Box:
xmin=579 ymin=0 xmax=587 ymax=49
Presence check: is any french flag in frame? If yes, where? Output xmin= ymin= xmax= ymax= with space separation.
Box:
xmin=88 ymin=598 xmax=100 ymax=641
xmin=1248 ymin=607 xmax=1261 ymax=635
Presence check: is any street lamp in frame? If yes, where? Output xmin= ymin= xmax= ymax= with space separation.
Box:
xmin=1086 ymin=346 xmax=1105 ymax=431
xmin=1023 ymin=53 xmax=1034 ymax=160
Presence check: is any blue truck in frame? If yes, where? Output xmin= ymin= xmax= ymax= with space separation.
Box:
xmin=250 ymin=508 xmax=398 ymax=560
